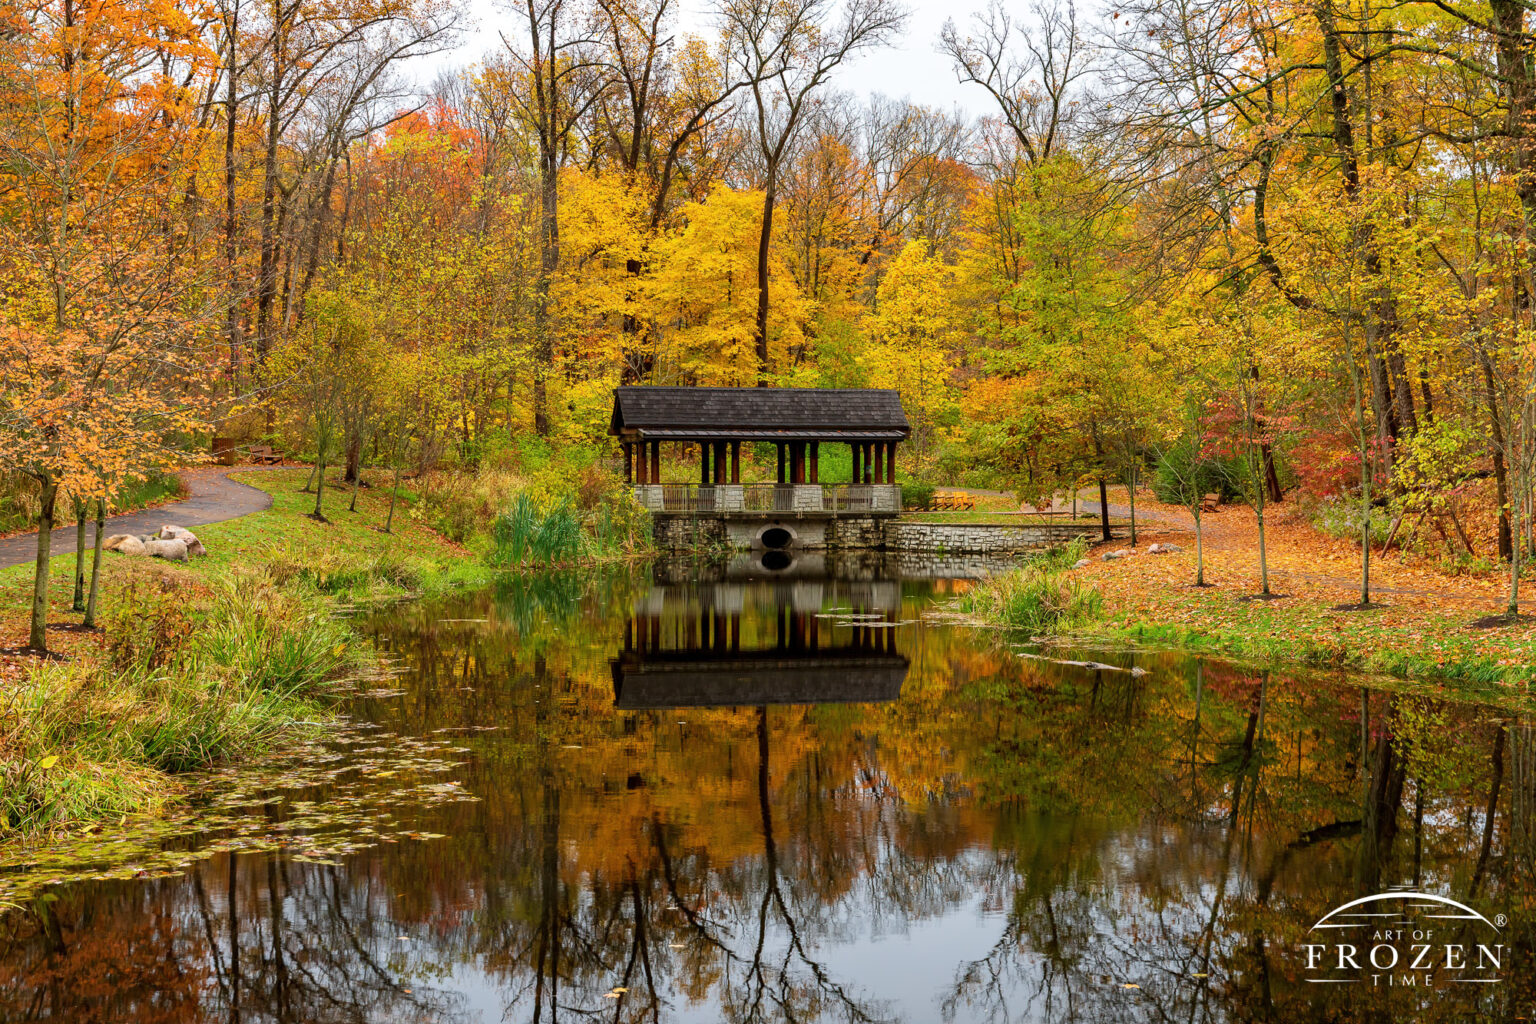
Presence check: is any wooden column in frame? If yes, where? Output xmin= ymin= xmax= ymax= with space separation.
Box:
xmin=864 ymin=443 xmax=873 ymax=483
xmin=872 ymin=443 xmax=883 ymax=484
xmin=635 ymin=443 xmax=647 ymax=484
xmin=851 ymin=442 xmax=861 ymax=483
xmin=650 ymin=441 xmax=661 ymax=484
xmin=776 ymin=443 xmax=786 ymax=483
xmin=731 ymin=441 xmax=741 ymax=484
xmin=886 ymin=442 xmax=896 ymax=483
xmin=809 ymin=442 xmax=819 ymax=483
xmin=699 ymin=442 xmax=710 ymax=484
xmin=791 ymin=442 xmax=804 ymax=484
xmin=623 ymin=443 xmax=633 ymax=484
xmin=714 ymin=442 xmax=726 ymax=483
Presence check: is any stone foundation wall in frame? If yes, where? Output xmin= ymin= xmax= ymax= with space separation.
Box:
xmin=652 ymin=514 xmax=1108 ymax=554
xmin=653 ymin=515 xmax=726 ymax=550
xmin=881 ymin=521 xmax=1102 ymax=553
xmin=827 ymin=516 xmax=884 ymax=548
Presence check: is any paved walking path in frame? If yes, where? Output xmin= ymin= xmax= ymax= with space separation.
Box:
xmin=0 ymin=467 xmax=279 ymax=570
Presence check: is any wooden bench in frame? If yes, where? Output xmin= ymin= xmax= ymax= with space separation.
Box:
xmin=1200 ymin=492 xmax=1221 ymax=512
xmin=249 ymin=445 xmax=282 ymax=465
xmin=932 ymin=490 xmax=976 ymax=511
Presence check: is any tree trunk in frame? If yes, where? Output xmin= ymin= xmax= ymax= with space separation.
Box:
xmin=72 ymin=497 xmax=87 ymax=612
xmin=84 ymin=498 xmax=104 ymax=629
xmin=385 ymin=463 xmax=401 ymax=533
xmin=344 ymin=429 xmax=362 ymax=484
xmin=1097 ymin=477 xmax=1111 ymax=543
xmin=532 ymin=129 xmax=558 ymax=435
xmin=1126 ymin=466 xmax=1138 ymax=547
xmin=1479 ymin=346 xmax=1514 ymax=559
xmin=753 ymin=173 xmax=777 ymax=386
xmin=29 ymin=478 xmax=58 ymax=652
xmin=1257 ymin=503 xmax=1271 ymax=595
xmin=312 ymin=444 xmax=328 ymax=521
xmin=1194 ymin=509 xmax=1205 ymax=586
xmin=223 ymin=0 xmax=242 ymax=383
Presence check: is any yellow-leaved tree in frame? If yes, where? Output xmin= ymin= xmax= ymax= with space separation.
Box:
xmin=648 ymin=185 xmax=810 ymax=385
xmin=858 ymin=240 xmax=959 ymax=463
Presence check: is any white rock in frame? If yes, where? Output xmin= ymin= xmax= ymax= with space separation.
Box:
xmin=103 ymin=534 xmax=146 ymax=556
xmin=144 ymin=537 xmax=189 ymax=562
xmin=159 ymin=524 xmax=207 ymax=556
xmin=1071 ymin=558 xmax=1090 ymax=569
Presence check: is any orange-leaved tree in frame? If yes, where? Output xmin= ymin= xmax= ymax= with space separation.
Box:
xmin=0 ymin=0 xmax=222 ymax=652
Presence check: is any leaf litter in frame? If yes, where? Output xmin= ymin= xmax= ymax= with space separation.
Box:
xmin=0 ymin=719 xmax=477 ymax=908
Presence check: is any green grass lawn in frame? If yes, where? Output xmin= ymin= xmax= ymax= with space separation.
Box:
xmin=1 ymin=468 xmax=487 ymax=613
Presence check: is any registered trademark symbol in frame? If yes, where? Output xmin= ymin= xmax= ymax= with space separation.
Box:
xmin=1497 ymin=915 xmax=1508 ymax=927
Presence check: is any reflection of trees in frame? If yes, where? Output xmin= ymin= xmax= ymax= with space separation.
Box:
xmin=1 ymin=583 xmax=1532 ymax=1024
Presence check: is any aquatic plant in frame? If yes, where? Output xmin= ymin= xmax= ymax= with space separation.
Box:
xmin=962 ymin=539 xmax=1102 ymax=635
xmin=490 ymin=493 xmax=586 ymax=567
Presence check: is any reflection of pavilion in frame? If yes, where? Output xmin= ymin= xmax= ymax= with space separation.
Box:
xmin=611 ymin=582 xmax=910 ymax=709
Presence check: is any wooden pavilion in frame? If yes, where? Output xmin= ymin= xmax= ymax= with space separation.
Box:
xmin=609 ymin=386 xmax=910 ymax=489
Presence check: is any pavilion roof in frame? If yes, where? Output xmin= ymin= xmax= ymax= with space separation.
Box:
xmin=609 ymin=386 xmax=910 ymax=441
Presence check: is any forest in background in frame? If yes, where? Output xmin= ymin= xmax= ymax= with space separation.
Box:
xmin=9 ymin=0 xmax=1536 ymax=641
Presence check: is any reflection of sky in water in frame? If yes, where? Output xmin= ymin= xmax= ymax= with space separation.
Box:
xmin=0 ymin=568 xmax=1529 ymax=1023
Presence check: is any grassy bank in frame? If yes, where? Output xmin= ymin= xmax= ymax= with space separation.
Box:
xmin=0 ymin=467 xmax=574 ymax=839
xmin=963 ymin=534 xmax=1536 ymax=690
xmin=964 ymin=521 xmax=1536 ymax=687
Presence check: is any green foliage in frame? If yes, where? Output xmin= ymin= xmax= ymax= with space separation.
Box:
xmin=901 ymin=480 xmax=936 ymax=509
xmin=961 ymin=539 xmax=1102 ymax=635
xmin=1310 ymin=497 xmax=1394 ymax=547
xmin=490 ymin=494 xmax=585 ymax=567
xmin=1152 ymin=438 xmax=1239 ymax=505
xmin=809 ymin=317 xmax=872 ymax=389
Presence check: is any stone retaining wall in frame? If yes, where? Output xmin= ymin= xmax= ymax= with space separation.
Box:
xmin=652 ymin=514 xmax=1111 ymax=554
xmin=653 ymin=515 xmax=726 ymax=550
xmin=881 ymin=521 xmax=1105 ymax=553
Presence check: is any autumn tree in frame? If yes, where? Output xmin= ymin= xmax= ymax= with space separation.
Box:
xmin=717 ymin=0 xmax=906 ymax=383
xmin=0 ymin=0 xmax=225 ymax=652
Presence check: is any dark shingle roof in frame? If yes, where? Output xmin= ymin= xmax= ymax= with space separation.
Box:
xmin=610 ymin=387 xmax=909 ymax=438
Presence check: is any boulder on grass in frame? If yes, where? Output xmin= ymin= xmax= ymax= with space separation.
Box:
xmin=1071 ymin=558 xmax=1090 ymax=570
xmin=103 ymin=534 xmax=146 ymax=555
xmin=144 ymin=537 xmax=189 ymax=562
xmin=158 ymin=524 xmax=207 ymax=557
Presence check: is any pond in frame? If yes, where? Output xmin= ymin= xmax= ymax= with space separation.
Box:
xmin=1 ymin=554 xmax=1533 ymax=1022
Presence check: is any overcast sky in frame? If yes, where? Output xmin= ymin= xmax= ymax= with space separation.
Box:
xmin=427 ymin=0 xmax=999 ymax=116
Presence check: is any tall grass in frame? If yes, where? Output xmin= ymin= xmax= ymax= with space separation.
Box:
xmin=961 ymin=539 xmax=1103 ymax=636
xmin=490 ymin=494 xmax=586 ymax=567
xmin=0 ymin=572 xmax=359 ymax=836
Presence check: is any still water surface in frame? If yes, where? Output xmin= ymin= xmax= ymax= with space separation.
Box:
xmin=1 ymin=557 xmax=1534 ymax=1022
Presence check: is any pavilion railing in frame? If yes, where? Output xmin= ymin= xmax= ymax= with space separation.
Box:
xmin=646 ymin=482 xmax=892 ymax=513
xmin=742 ymin=484 xmax=797 ymax=511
